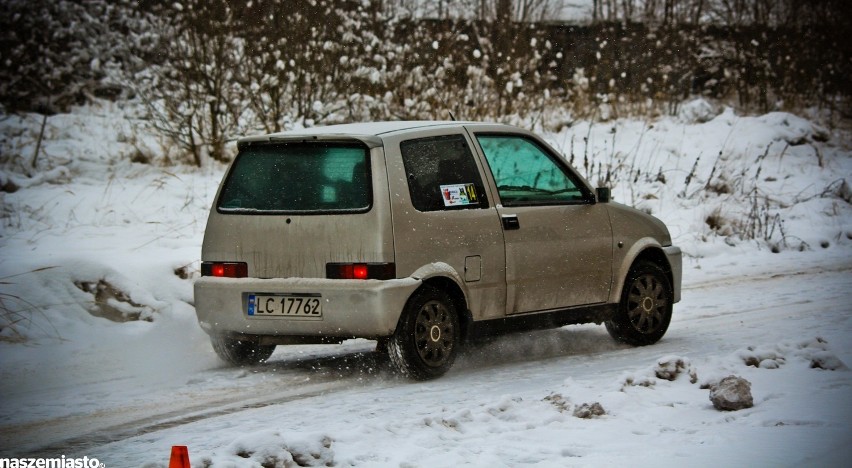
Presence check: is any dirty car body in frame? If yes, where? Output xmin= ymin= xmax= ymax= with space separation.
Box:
xmin=194 ymin=121 xmax=682 ymax=380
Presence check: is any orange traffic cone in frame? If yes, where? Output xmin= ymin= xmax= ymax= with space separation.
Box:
xmin=169 ymin=445 xmax=191 ymax=468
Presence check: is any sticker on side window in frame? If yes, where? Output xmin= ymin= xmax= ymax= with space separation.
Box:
xmin=440 ymin=183 xmax=479 ymax=207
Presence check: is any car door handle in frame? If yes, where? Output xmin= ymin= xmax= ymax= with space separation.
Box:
xmin=502 ymin=214 xmax=520 ymax=230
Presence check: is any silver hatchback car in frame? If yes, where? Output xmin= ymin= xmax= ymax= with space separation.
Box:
xmin=194 ymin=121 xmax=682 ymax=380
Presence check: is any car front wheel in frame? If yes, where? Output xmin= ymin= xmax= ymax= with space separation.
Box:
xmin=606 ymin=261 xmax=673 ymax=346
xmin=211 ymin=335 xmax=275 ymax=366
xmin=388 ymin=286 xmax=460 ymax=380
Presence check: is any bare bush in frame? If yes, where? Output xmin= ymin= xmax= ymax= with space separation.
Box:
xmin=136 ymin=1 xmax=247 ymax=166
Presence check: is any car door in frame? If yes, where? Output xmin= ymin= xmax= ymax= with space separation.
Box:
xmin=382 ymin=128 xmax=508 ymax=322
xmin=467 ymin=128 xmax=613 ymax=315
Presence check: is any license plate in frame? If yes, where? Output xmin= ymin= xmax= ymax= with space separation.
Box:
xmin=247 ymin=293 xmax=322 ymax=319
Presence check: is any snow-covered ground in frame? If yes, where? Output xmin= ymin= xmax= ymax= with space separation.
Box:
xmin=0 ymin=101 xmax=850 ymax=467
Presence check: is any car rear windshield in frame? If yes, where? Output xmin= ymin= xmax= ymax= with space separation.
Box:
xmin=217 ymin=142 xmax=371 ymax=214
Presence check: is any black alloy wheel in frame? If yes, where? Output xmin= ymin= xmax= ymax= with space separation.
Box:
xmin=388 ymin=286 xmax=460 ymax=380
xmin=606 ymin=261 xmax=673 ymax=346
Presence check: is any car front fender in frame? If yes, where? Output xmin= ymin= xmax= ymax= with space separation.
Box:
xmin=610 ymin=237 xmax=673 ymax=304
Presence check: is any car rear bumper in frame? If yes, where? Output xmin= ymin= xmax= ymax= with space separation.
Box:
xmin=193 ymin=276 xmax=421 ymax=341
xmin=663 ymin=245 xmax=683 ymax=303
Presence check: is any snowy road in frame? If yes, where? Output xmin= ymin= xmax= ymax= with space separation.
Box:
xmin=2 ymin=256 xmax=850 ymax=466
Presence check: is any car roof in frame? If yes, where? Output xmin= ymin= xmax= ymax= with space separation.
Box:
xmin=237 ymin=121 xmax=517 ymax=147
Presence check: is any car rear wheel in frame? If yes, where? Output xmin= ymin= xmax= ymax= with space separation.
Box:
xmin=606 ymin=261 xmax=672 ymax=346
xmin=388 ymin=286 xmax=460 ymax=380
xmin=211 ymin=335 xmax=276 ymax=366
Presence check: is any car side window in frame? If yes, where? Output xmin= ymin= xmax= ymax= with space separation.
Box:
xmin=400 ymin=134 xmax=489 ymax=212
xmin=476 ymin=134 xmax=589 ymax=206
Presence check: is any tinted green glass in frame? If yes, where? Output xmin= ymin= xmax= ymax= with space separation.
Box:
xmin=476 ymin=135 xmax=584 ymax=205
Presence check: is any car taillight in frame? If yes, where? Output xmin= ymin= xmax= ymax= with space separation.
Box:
xmin=326 ymin=263 xmax=395 ymax=280
xmin=201 ymin=262 xmax=248 ymax=278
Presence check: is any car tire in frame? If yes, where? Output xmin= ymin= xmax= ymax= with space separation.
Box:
xmin=211 ymin=335 xmax=275 ymax=366
xmin=388 ymin=286 xmax=460 ymax=380
xmin=375 ymin=337 xmax=390 ymax=354
xmin=606 ymin=261 xmax=673 ymax=346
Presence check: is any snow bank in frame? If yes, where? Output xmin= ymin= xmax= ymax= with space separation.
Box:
xmin=542 ymin=107 xmax=851 ymax=258
xmin=0 ymin=103 xmax=221 ymax=426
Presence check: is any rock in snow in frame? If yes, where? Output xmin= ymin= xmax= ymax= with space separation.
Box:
xmin=573 ymin=402 xmax=606 ymax=419
xmin=709 ymin=376 xmax=754 ymax=411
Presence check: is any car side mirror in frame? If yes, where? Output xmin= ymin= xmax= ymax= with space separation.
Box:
xmin=596 ymin=187 xmax=610 ymax=203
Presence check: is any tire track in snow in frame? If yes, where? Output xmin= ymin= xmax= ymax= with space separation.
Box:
xmin=2 ymin=351 xmax=393 ymax=458
xmin=683 ymin=261 xmax=851 ymax=291
xmin=17 ymin=379 xmax=363 ymax=459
